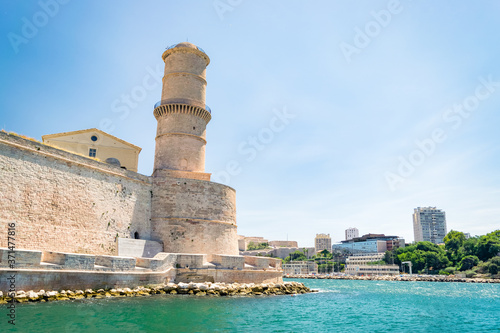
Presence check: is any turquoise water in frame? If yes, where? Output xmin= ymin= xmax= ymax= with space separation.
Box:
xmin=3 ymin=279 xmax=499 ymax=332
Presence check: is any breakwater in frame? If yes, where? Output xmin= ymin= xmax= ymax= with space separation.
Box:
xmin=0 ymin=281 xmax=311 ymax=303
xmin=285 ymin=274 xmax=500 ymax=283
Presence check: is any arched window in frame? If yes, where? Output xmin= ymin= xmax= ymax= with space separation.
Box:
xmin=105 ymin=157 xmax=121 ymax=167
xmin=134 ymin=231 xmax=139 ymax=239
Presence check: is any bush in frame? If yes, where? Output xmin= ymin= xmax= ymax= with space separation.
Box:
xmin=475 ymin=262 xmax=489 ymax=274
xmin=444 ymin=267 xmax=456 ymax=275
xmin=438 ymin=270 xmax=450 ymax=275
xmin=465 ymin=270 xmax=477 ymax=278
xmin=489 ymin=264 xmax=499 ymax=275
xmin=458 ymin=255 xmax=479 ymax=271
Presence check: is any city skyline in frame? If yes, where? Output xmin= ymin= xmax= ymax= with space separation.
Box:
xmin=1 ymin=1 xmax=499 ymax=247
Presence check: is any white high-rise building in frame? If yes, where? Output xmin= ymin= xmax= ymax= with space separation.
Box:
xmin=345 ymin=227 xmax=359 ymax=240
xmin=413 ymin=207 xmax=447 ymax=244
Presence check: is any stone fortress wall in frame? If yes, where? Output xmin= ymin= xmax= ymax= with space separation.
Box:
xmin=0 ymin=131 xmax=152 ymax=255
xmin=151 ymin=173 xmax=238 ymax=255
xmin=0 ymin=42 xmax=282 ymax=289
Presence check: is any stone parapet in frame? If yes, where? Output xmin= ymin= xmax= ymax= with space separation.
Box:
xmin=42 ymin=251 xmax=95 ymax=270
xmin=95 ymin=255 xmax=136 ymax=272
xmin=0 ymin=248 xmax=42 ymax=268
xmin=135 ymin=252 xmax=178 ymax=271
xmin=211 ymin=255 xmax=245 ymax=270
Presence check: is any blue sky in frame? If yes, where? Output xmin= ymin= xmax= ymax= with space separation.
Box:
xmin=1 ymin=1 xmax=499 ymax=247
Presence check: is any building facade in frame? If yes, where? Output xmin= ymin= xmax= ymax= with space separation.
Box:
xmin=333 ymin=239 xmax=387 ymax=254
xmin=413 ymin=207 xmax=447 ymax=244
xmin=42 ymin=128 xmax=141 ymax=172
xmin=283 ymin=261 xmax=318 ymax=275
xmin=345 ymin=253 xmax=399 ymax=276
xmin=315 ymin=233 xmax=332 ymax=253
xmin=345 ymin=227 xmax=359 ymax=240
xmin=333 ymin=234 xmax=404 ymax=254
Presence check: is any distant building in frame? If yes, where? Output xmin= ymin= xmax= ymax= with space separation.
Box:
xmin=269 ymin=240 xmax=298 ymax=248
xmin=237 ymin=236 xmax=269 ymax=251
xmin=283 ymin=261 xmax=318 ymax=275
xmin=345 ymin=253 xmax=399 ymax=276
xmin=332 ymin=234 xmax=405 ymax=254
xmin=42 ymin=128 xmax=141 ymax=172
xmin=345 ymin=227 xmax=359 ymax=240
xmin=413 ymin=207 xmax=447 ymax=244
xmin=464 ymin=233 xmax=471 ymax=239
xmin=315 ymin=234 xmax=332 ymax=253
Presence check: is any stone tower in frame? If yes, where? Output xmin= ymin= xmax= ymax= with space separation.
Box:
xmin=151 ymin=42 xmax=238 ymax=256
xmin=153 ymin=42 xmax=211 ymax=181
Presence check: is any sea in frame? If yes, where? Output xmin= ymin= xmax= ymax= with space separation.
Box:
xmin=4 ymin=278 xmax=499 ymax=332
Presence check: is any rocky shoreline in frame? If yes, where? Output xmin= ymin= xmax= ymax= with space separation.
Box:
xmin=285 ymin=274 xmax=500 ymax=283
xmin=0 ymin=281 xmax=312 ymax=303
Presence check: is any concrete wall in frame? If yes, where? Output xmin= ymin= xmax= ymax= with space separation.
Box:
xmin=151 ymin=175 xmax=238 ymax=256
xmin=0 ymin=132 xmax=152 ymax=255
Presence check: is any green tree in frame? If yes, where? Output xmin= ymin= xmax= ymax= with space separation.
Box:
xmin=476 ymin=231 xmax=500 ymax=261
xmin=458 ymin=255 xmax=479 ymax=271
xmin=489 ymin=264 xmax=498 ymax=275
xmin=289 ymin=250 xmax=307 ymax=261
xmin=247 ymin=242 xmax=270 ymax=251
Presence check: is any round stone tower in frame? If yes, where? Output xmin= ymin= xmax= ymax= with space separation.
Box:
xmin=151 ymin=43 xmax=238 ymax=256
xmin=153 ymin=42 xmax=211 ymax=180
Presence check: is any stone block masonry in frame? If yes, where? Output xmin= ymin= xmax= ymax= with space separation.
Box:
xmin=42 ymin=251 xmax=96 ymax=270
xmin=0 ymin=132 xmax=152 ymax=256
xmin=151 ymin=174 xmax=239 ymax=256
xmin=0 ymin=248 xmax=42 ymax=268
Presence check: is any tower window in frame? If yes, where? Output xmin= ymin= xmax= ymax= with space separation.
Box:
xmin=91 ymin=135 xmax=98 ymax=142
xmin=134 ymin=231 xmax=139 ymax=239
xmin=89 ymin=148 xmax=97 ymax=157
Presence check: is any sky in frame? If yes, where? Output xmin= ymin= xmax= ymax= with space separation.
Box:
xmin=1 ymin=1 xmax=499 ymax=247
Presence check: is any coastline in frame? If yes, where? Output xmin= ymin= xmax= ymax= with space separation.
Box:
xmin=0 ymin=281 xmax=312 ymax=304
xmin=284 ymin=274 xmax=500 ymax=283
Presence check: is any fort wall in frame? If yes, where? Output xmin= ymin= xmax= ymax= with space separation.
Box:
xmin=0 ymin=132 xmax=152 ymax=255
xmin=151 ymin=173 xmax=238 ymax=256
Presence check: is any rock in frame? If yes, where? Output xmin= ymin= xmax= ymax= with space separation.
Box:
xmin=27 ymin=291 xmax=39 ymax=301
